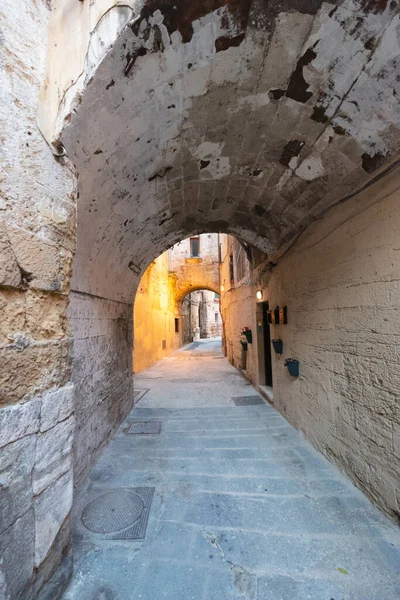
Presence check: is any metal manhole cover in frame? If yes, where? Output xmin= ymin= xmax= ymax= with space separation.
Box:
xmin=128 ymin=421 xmax=162 ymax=434
xmin=232 ymin=395 xmax=265 ymax=406
xmin=81 ymin=487 xmax=155 ymax=540
xmin=82 ymin=491 xmax=144 ymax=533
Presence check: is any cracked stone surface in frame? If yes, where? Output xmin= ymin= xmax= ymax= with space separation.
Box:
xmin=63 ymin=340 xmax=400 ymax=600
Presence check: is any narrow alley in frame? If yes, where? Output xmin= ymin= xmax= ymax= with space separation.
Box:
xmin=63 ymin=339 xmax=400 ymax=600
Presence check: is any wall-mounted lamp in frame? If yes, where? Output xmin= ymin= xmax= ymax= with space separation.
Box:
xmin=221 ymin=284 xmax=225 ymax=292
xmin=256 ymin=290 xmax=263 ymax=300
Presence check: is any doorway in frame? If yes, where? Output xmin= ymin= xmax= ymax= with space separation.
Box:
xmin=262 ymin=301 xmax=273 ymax=387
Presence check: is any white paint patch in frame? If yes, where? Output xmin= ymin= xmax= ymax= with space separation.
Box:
xmin=295 ymin=155 xmax=325 ymax=181
xmin=192 ymin=141 xmax=231 ymax=179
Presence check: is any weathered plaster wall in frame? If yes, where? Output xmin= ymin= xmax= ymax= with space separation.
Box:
xmin=0 ymin=1 xmax=77 ymax=597
xmin=267 ymin=168 xmax=400 ymax=522
xmin=38 ymin=0 xmax=141 ymax=141
xmin=221 ymin=170 xmax=400 ymax=521
xmin=220 ymin=235 xmax=258 ymax=374
xmin=133 ymin=252 xmax=181 ymax=373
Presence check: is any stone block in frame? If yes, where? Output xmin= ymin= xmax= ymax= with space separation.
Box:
xmin=34 ymin=518 xmax=71 ymax=598
xmin=34 ymin=469 xmax=73 ymax=567
xmin=33 ymin=416 xmax=74 ymax=495
xmin=0 ymin=221 xmax=20 ymax=287
xmin=0 ymin=435 xmax=36 ymax=533
xmin=0 ymin=397 xmax=41 ymax=447
xmin=7 ymin=225 xmax=73 ymax=294
xmin=0 ymin=339 xmax=72 ymax=404
xmin=35 ymin=551 xmax=72 ymax=600
xmin=0 ymin=288 xmax=26 ymax=343
xmin=25 ymin=290 xmax=69 ymax=341
xmin=40 ymin=384 xmax=74 ymax=432
xmin=0 ymin=509 xmax=35 ymax=600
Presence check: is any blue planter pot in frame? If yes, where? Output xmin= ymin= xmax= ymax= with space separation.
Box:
xmin=284 ymin=358 xmax=299 ymax=377
xmin=272 ymin=339 xmax=283 ymax=354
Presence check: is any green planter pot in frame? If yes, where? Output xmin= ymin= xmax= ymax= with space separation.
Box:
xmin=240 ymin=341 xmax=248 ymax=351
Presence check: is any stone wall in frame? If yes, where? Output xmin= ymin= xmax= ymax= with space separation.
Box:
xmin=169 ymin=234 xmax=220 ymax=300
xmin=68 ymin=292 xmax=134 ymax=487
xmin=220 ymin=170 xmax=400 ymax=521
xmin=0 ymin=1 xmax=77 ymax=597
xmin=133 ymin=252 xmax=181 ymax=373
xmin=220 ymin=235 xmax=257 ymax=372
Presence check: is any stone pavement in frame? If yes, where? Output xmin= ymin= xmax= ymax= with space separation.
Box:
xmin=63 ymin=339 xmax=400 ymax=600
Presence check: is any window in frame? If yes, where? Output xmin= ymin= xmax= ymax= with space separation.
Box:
xmin=174 ymin=318 xmax=179 ymax=333
xmin=235 ymin=245 xmax=247 ymax=282
xmin=229 ymin=254 xmax=234 ymax=283
xmin=190 ymin=237 xmax=200 ymax=257
xmin=215 ymin=312 xmax=219 ymax=323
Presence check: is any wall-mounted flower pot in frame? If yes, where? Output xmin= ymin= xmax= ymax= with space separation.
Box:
xmin=284 ymin=358 xmax=299 ymax=377
xmin=244 ymin=330 xmax=252 ymax=344
xmin=272 ymin=339 xmax=283 ymax=355
xmin=240 ymin=341 xmax=248 ymax=351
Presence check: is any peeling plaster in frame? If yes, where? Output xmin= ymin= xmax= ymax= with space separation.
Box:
xmin=57 ymin=0 xmax=400 ymax=303
xmin=295 ymin=154 xmax=325 ymax=181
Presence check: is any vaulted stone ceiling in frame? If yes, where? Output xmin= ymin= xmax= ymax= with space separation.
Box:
xmin=62 ymin=0 xmax=400 ymax=302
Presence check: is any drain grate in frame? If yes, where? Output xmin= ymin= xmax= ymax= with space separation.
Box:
xmin=232 ymin=395 xmax=265 ymax=406
xmin=81 ymin=488 xmax=154 ymax=540
xmin=128 ymin=421 xmax=162 ymax=434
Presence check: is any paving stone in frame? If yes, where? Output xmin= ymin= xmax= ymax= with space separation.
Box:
xmin=63 ymin=343 xmax=400 ymax=599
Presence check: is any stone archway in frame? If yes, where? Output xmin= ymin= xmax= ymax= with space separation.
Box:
xmin=57 ymin=1 xmax=400 ymax=491
xmin=1 ymin=1 xmax=400 ymax=597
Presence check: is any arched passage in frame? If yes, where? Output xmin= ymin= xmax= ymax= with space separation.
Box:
xmin=1 ymin=1 xmax=400 ymax=597
xmin=60 ymin=0 xmax=400 ymax=490
xmin=133 ymin=233 xmax=222 ymax=372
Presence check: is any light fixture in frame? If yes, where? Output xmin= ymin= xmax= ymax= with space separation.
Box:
xmin=221 ymin=284 xmax=225 ymax=292
xmin=256 ymin=290 xmax=263 ymax=300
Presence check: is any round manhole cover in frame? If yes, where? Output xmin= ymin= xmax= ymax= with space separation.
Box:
xmin=82 ymin=491 xmax=145 ymax=534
